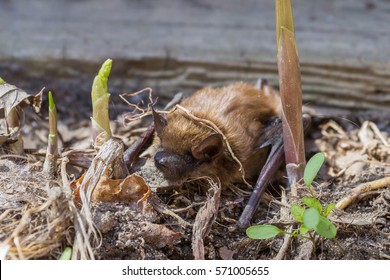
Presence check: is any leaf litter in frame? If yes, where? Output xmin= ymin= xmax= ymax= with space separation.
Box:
xmin=0 ymin=79 xmax=389 ymax=260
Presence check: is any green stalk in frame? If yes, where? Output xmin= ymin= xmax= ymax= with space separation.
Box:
xmin=48 ymin=91 xmax=58 ymax=153
xmin=275 ymin=0 xmax=305 ymax=188
xmin=275 ymin=0 xmax=295 ymax=48
xmin=91 ymin=59 xmax=113 ymax=146
xmin=43 ymin=91 xmax=58 ymax=177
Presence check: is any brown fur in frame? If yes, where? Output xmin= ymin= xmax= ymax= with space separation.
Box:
xmin=156 ymin=82 xmax=281 ymax=185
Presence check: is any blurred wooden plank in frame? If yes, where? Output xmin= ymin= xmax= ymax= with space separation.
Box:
xmin=0 ymin=0 xmax=389 ymax=111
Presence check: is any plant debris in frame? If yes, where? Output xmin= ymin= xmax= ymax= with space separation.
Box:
xmin=0 ymin=79 xmax=389 ymax=260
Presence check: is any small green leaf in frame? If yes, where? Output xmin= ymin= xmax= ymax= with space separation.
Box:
xmin=299 ymin=224 xmax=310 ymax=234
xmin=301 ymin=197 xmax=322 ymax=214
xmin=291 ymin=204 xmax=305 ymax=222
xmin=48 ymin=91 xmax=55 ymax=111
xmin=97 ymin=58 xmax=112 ymax=93
xmin=91 ymin=59 xmax=113 ymax=143
xmin=0 ymin=77 xmax=5 ymax=84
xmin=303 ymin=207 xmax=320 ymax=229
xmin=59 ymin=247 xmax=72 ymax=260
xmin=314 ymin=216 xmax=337 ymax=239
xmin=323 ymin=202 xmax=336 ymax=218
xmin=304 ymin=152 xmax=325 ymax=188
xmin=246 ymin=224 xmax=284 ymax=240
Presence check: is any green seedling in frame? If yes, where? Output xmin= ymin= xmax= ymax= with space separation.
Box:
xmin=43 ymin=91 xmax=58 ymax=177
xmin=91 ymin=58 xmax=113 ymax=146
xmin=59 ymin=247 xmax=72 ymax=260
xmin=246 ymin=152 xmax=337 ymax=243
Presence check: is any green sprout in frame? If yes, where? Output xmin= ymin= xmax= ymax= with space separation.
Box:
xmin=59 ymin=247 xmax=72 ymax=260
xmin=0 ymin=77 xmax=5 ymax=84
xmin=43 ymin=91 xmax=58 ymax=177
xmin=246 ymin=152 xmax=337 ymax=243
xmin=48 ymin=91 xmax=58 ymax=143
xmin=91 ymin=58 xmax=113 ymax=146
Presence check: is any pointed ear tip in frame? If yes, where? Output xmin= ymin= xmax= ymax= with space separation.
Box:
xmin=152 ymin=108 xmax=168 ymax=137
xmin=204 ymin=133 xmax=224 ymax=150
xmin=205 ymin=133 xmax=223 ymax=144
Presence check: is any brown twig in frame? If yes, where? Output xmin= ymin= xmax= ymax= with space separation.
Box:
xmin=123 ymin=92 xmax=183 ymax=167
xmin=149 ymin=195 xmax=192 ymax=229
xmin=336 ymin=176 xmax=390 ymax=210
xmin=274 ymin=189 xmax=292 ymax=260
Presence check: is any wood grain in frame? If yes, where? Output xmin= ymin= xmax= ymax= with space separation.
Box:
xmin=0 ymin=0 xmax=389 ymax=112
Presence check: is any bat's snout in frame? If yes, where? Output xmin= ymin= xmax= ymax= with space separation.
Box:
xmin=154 ymin=150 xmax=195 ymax=178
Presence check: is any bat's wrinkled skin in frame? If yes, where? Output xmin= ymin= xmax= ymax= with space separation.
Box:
xmin=153 ymin=81 xmax=281 ymax=187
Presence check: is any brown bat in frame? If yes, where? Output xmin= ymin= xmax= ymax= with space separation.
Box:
xmin=152 ymin=81 xmax=281 ymax=187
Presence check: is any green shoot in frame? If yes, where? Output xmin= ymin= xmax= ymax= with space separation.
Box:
xmin=246 ymin=152 xmax=337 ymax=243
xmin=304 ymin=152 xmax=325 ymax=194
xmin=246 ymin=224 xmax=285 ymax=240
xmin=0 ymin=77 xmax=5 ymax=84
xmin=91 ymin=58 xmax=113 ymax=146
xmin=323 ymin=203 xmax=336 ymax=218
xmin=48 ymin=91 xmax=58 ymax=142
xmin=43 ymin=91 xmax=58 ymax=177
xmin=291 ymin=204 xmax=305 ymax=222
xmin=301 ymin=197 xmax=322 ymax=214
xmin=59 ymin=247 xmax=72 ymax=260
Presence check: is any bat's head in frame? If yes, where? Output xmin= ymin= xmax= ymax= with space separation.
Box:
xmin=152 ymin=108 xmax=227 ymax=183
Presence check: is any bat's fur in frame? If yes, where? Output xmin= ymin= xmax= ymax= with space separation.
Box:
xmin=154 ymin=82 xmax=281 ymax=186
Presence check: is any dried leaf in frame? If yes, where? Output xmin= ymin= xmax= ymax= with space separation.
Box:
xmin=0 ymin=82 xmax=42 ymax=116
xmin=91 ymin=174 xmax=151 ymax=203
xmin=0 ymin=82 xmax=42 ymax=144
xmin=219 ymin=246 xmax=236 ymax=260
xmin=138 ymin=222 xmax=181 ymax=248
xmin=70 ymin=173 xmax=86 ymax=205
xmin=73 ymin=173 xmax=151 ymax=204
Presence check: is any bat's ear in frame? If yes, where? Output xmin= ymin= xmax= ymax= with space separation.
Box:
xmin=255 ymin=78 xmax=268 ymax=90
xmin=191 ymin=133 xmax=223 ymax=161
xmin=152 ymin=107 xmax=167 ymax=137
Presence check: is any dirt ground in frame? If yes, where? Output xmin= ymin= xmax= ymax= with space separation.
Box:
xmin=0 ymin=83 xmax=389 ymax=260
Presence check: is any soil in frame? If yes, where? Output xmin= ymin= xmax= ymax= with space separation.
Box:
xmin=0 ymin=82 xmax=389 ymax=260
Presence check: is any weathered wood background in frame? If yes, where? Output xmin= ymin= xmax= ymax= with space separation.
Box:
xmin=0 ymin=0 xmax=389 ymax=113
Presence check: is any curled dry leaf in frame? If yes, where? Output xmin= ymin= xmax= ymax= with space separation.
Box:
xmin=219 ymin=246 xmax=236 ymax=260
xmin=72 ymin=173 xmax=151 ymax=204
xmin=0 ymin=82 xmax=43 ymax=144
xmin=92 ymin=174 xmax=151 ymax=203
xmin=138 ymin=221 xmax=181 ymax=249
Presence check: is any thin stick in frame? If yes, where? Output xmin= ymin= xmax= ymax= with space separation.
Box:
xmin=336 ymin=176 xmax=390 ymax=210
xmin=123 ymin=92 xmax=183 ymax=167
xmin=274 ymin=189 xmax=292 ymax=260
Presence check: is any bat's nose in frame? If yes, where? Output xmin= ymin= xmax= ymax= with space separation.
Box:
xmin=154 ymin=150 xmax=195 ymax=178
xmin=154 ymin=151 xmax=170 ymax=170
